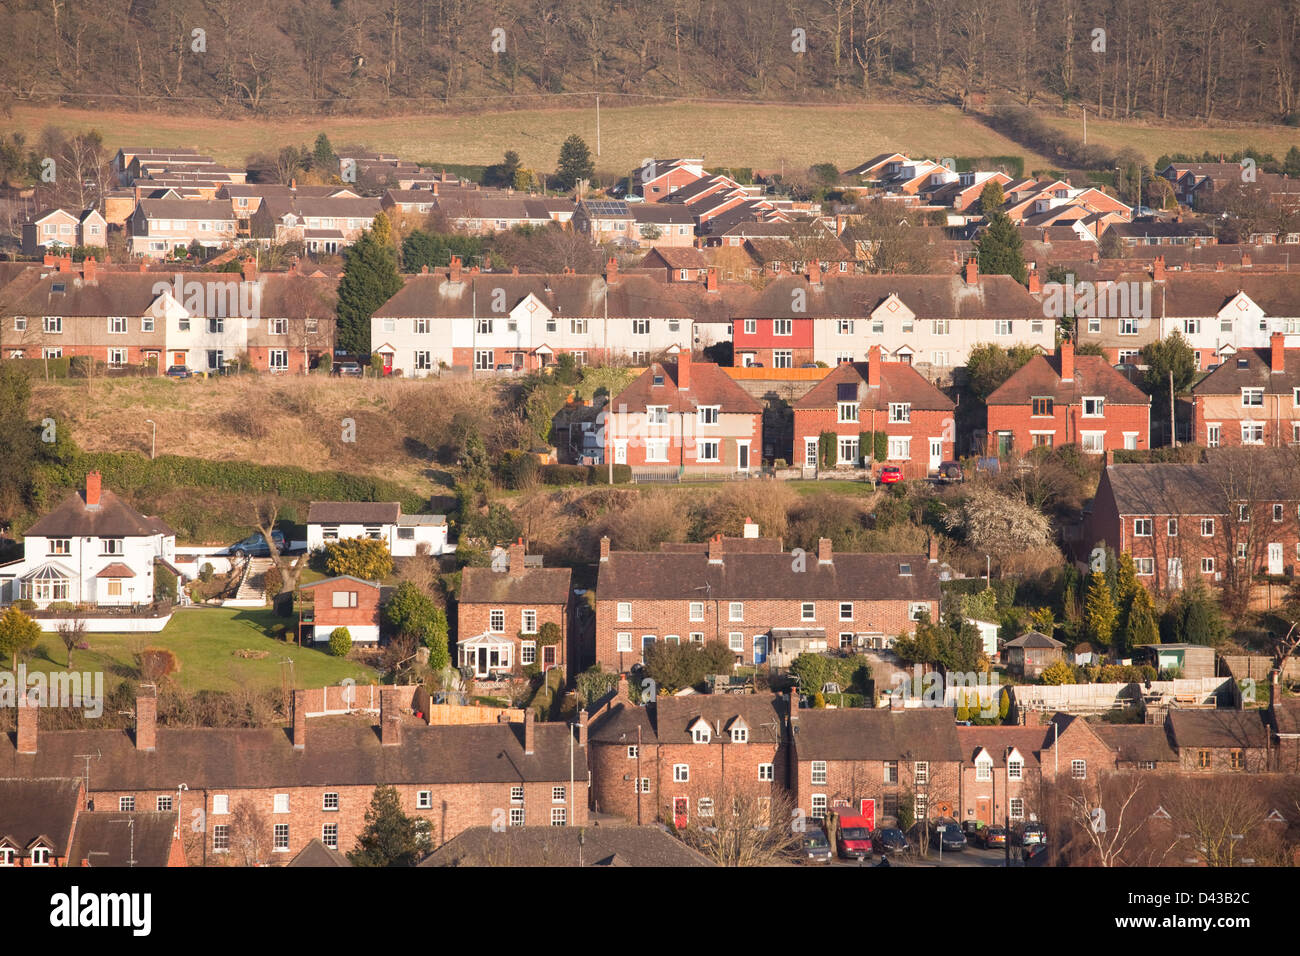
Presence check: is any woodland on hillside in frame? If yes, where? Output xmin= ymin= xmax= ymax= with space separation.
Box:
xmin=1 ymin=0 xmax=1299 ymax=124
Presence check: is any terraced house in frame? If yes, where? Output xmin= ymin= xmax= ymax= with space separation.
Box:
xmin=370 ymin=257 xmax=693 ymax=375
xmin=592 ymin=534 xmax=941 ymax=673
xmin=1192 ymin=333 xmax=1300 ymax=447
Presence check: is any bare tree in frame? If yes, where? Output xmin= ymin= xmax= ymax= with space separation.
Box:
xmin=1061 ymin=772 xmax=1149 ymax=866
xmin=253 ymin=501 xmax=306 ymax=595
xmin=228 ymin=799 xmax=271 ymax=867
xmin=57 ymin=618 xmax=85 ymax=668
xmin=1158 ymin=775 xmax=1283 ymax=867
xmin=677 ymin=784 xmax=801 ymax=867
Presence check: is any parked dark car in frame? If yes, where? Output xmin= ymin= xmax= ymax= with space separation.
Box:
xmin=878 ymin=465 xmax=903 ymax=484
xmin=228 ymin=530 xmax=287 ymax=559
xmin=930 ymin=822 xmax=966 ymax=852
xmin=1010 ymin=822 xmax=1047 ymax=848
xmin=871 ymin=827 xmax=911 ymax=856
xmin=165 ymin=365 xmax=192 ymax=379
xmin=974 ymin=825 xmax=1008 ymax=849
xmin=802 ymin=826 xmax=833 ymax=864
xmin=936 ymin=460 xmax=964 ymax=483
xmin=333 ymin=361 xmax=363 ymax=377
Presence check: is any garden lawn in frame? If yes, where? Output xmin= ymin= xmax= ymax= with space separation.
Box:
xmin=23 ymin=607 xmax=376 ymax=695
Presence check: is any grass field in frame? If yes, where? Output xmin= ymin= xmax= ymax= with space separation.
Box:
xmin=23 ymin=606 xmax=376 ymax=694
xmin=1036 ymin=111 xmax=1300 ymax=165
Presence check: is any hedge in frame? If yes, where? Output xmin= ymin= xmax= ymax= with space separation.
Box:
xmin=10 ymin=357 xmax=72 ymax=379
xmin=34 ymin=450 xmax=426 ymax=513
xmin=538 ymin=463 xmax=632 ymax=486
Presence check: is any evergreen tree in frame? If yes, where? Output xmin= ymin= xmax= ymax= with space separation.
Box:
xmin=348 ymin=785 xmax=431 ymax=866
xmin=1122 ymin=585 xmax=1159 ymax=655
xmin=0 ymin=366 xmax=38 ymax=512
xmin=0 ymin=605 xmax=41 ymax=671
xmin=1285 ymin=146 xmax=1300 ymax=179
xmin=978 ymin=180 xmax=1005 ymax=214
xmin=975 ymin=210 xmax=1028 ymax=283
xmin=1084 ymin=572 xmax=1118 ymax=648
xmin=313 ymin=133 xmax=336 ymax=172
xmin=335 ymin=215 xmax=402 ymax=354
xmin=1181 ymin=586 xmax=1225 ymax=647
xmin=555 ymin=134 xmax=595 ymax=191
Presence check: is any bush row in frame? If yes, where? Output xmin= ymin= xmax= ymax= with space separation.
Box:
xmin=538 ymin=463 xmax=632 ymax=486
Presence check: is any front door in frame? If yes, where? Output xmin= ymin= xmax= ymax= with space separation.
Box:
xmin=474 ymin=646 xmax=489 ymax=678
xmin=1167 ymin=558 xmax=1184 ymax=590
xmin=614 ymin=441 xmax=627 ymax=465
xmin=805 ymin=439 xmax=818 ymax=469
xmin=1269 ymin=542 xmax=1284 ymax=575
xmin=753 ymin=635 xmax=767 ymax=665
xmin=382 ymin=352 xmax=393 ymax=375
xmin=996 ymin=432 xmax=1013 ymax=457
xmin=976 ymin=796 xmax=990 ymax=825
xmin=929 ymin=438 xmax=943 ymax=473
xmin=673 ymin=797 xmax=688 ymax=829
xmin=737 ymin=442 xmax=750 ymax=471
xmin=860 ymin=798 xmax=876 ymax=830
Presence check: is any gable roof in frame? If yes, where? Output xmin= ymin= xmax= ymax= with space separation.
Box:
xmin=420 ymin=824 xmax=712 ymax=867
xmin=794 ymin=361 xmax=954 ymax=412
xmin=288 ymin=838 xmax=354 ymax=866
xmin=68 ymin=811 xmax=179 ymax=867
xmin=26 ymin=488 xmax=173 ymax=539
xmin=1003 ymin=631 xmax=1064 ymax=649
xmin=1094 ymin=724 xmax=1179 ymax=764
xmin=987 ymin=353 xmax=1150 ymax=406
xmin=372 ymin=273 xmax=695 ymax=321
xmin=0 ymin=777 xmax=81 ymax=857
xmin=795 ymin=709 xmax=962 ymax=762
xmin=1167 ymin=709 xmax=1270 ymax=749
xmin=459 ymin=565 xmax=572 ymax=606
xmin=648 ymin=695 xmax=786 ymax=745
xmin=306 ymin=501 xmax=402 ymax=525
xmin=611 ymin=359 xmax=762 ymax=415
xmin=1193 ymin=345 xmax=1300 ymax=395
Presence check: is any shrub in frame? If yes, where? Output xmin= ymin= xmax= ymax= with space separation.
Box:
xmin=262 ymin=564 xmax=283 ymax=600
xmin=154 ymin=563 xmax=177 ymax=603
xmin=139 ymin=646 xmax=181 ymax=681
xmin=328 ymin=627 xmax=352 ymax=657
xmin=575 ymin=665 xmax=620 ymax=707
xmin=198 ymin=563 xmax=215 ymax=583
xmin=539 ymin=464 xmax=590 ymax=486
xmin=323 ymin=537 xmax=394 ymax=580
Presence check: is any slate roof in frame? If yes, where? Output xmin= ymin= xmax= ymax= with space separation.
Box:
xmin=68 ymin=811 xmax=179 ymax=867
xmin=643 ymin=247 xmax=712 ymax=270
xmin=1167 ymin=709 xmax=1270 ymax=749
xmin=372 ymin=274 xmax=696 ymax=320
xmin=649 ymin=695 xmax=787 ymax=744
xmin=954 ymin=727 xmax=1047 ymax=766
xmin=1003 ymin=631 xmax=1064 ymax=649
xmin=0 ymin=777 xmax=81 ymax=857
xmin=632 ymin=205 xmax=697 ymax=225
xmin=659 ymin=536 xmax=784 ymax=553
xmin=288 ymin=838 xmax=353 ymax=866
xmin=26 ymin=488 xmax=173 ymax=539
xmin=136 ymin=198 xmax=235 ymax=220
xmin=421 ymin=824 xmax=713 ymax=867
xmin=0 ymin=718 xmax=583 ymax=788
xmin=459 ymin=565 xmax=572 ymax=606
xmin=610 ymin=359 xmax=761 ymax=415
xmin=794 ymin=709 xmax=962 ymax=762
xmin=1094 ymin=724 xmax=1179 ymax=764
xmin=598 ymin=547 xmax=940 ymax=602
xmin=794 ymin=361 xmax=954 ymax=412
xmin=986 ymin=353 xmax=1150 ymax=406
xmin=725 ymin=274 xmax=1041 ymax=319
xmin=1193 ymin=345 xmax=1300 ymax=395
xmin=1093 ymin=462 xmax=1300 ymax=517
xmin=307 ymin=501 xmax=402 ymax=525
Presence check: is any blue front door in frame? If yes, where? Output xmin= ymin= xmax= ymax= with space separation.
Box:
xmin=753 ymin=635 xmax=767 ymax=664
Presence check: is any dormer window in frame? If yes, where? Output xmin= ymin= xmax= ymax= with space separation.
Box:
xmin=690 ymin=719 xmax=711 ymax=744
xmin=731 ymin=726 xmax=748 ymax=744
xmin=899 ymin=563 xmax=912 ymax=576
xmin=975 ymin=756 xmax=992 ymax=781
xmin=652 ymin=373 xmax=665 ymax=387
xmin=30 ymin=846 xmax=51 ymax=866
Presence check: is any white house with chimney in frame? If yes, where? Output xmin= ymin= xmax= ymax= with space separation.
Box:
xmin=0 ymin=472 xmax=177 ymax=617
xmin=305 ymin=501 xmax=453 ymax=557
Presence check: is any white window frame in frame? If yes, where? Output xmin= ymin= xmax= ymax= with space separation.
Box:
xmin=1071 ymin=759 xmax=1087 ymax=780
xmin=811 ymin=761 xmax=827 ymax=785
xmin=673 ymin=764 xmax=689 ymax=783
xmin=729 ymin=602 xmax=744 ymax=622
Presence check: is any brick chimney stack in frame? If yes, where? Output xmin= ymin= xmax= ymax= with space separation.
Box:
xmin=85 ymin=471 xmax=102 ymax=508
xmin=578 ymin=709 xmax=588 ymax=749
xmin=1151 ymin=255 xmax=1166 ymax=281
xmin=292 ymin=689 xmax=307 ymax=750
xmin=599 ymin=536 xmax=611 ymax=562
xmin=1027 ymin=268 xmax=1041 ymax=294
xmin=929 ymin=535 xmax=940 ymax=563
xmin=380 ymin=687 xmax=402 ymax=747
xmin=83 ymin=257 xmax=97 ymax=283
xmin=43 ymin=254 xmax=55 ymax=267
xmin=58 ymin=255 xmax=73 ymax=273
xmin=524 ymin=707 xmax=535 ymax=755
xmin=1242 ymin=252 xmax=1252 ymax=268
xmin=606 ymin=256 xmax=618 ymax=280
xmin=808 ymin=258 xmax=821 ymax=285
xmin=16 ymin=688 xmax=38 ymax=754
xmin=135 ymin=685 xmax=157 ymax=752
xmin=705 ymin=266 xmax=718 ymax=292
xmin=965 ymin=259 xmax=978 ymax=284
xmin=817 ymin=537 xmax=833 ymax=564
xmin=450 ymin=255 xmax=462 ymax=281
xmin=707 ymin=533 xmax=724 ymax=564
xmin=677 ymin=349 xmax=691 ymax=391
xmin=867 ymin=345 xmax=882 ymax=388
xmin=1272 ymin=331 xmax=1285 ymax=374
xmin=743 ymin=517 xmax=759 ymax=538
xmin=508 ymin=538 xmax=527 ymax=577
xmin=1059 ymin=338 xmax=1075 ymax=383
xmin=788 ymin=686 xmax=799 ymax=725
xmin=241 ymin=257 xmax=257 ymax=282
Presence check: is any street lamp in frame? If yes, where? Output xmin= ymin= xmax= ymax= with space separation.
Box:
xmin=144 ymin=419 xmax=156 ymax=460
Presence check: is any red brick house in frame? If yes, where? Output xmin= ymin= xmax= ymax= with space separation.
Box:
xmin=298 ymin=575 xmax=382 ymax=645
xmin=593 ymin=535 xmax=941 ymax=673
xmin=604 ymin=352 xmax=763 ymax=474
xmin=3 ymin=687 xmax=588 ymax=865
xmin=1082 ymin=460 xmax=1300 ymax=595
xmin=1192 ymin=334 xmax=1300 ymax=448
xmin=457 ymin=540 xmax=572 ymax=678
xmin=588 ymin=684 xmax=788 ymax=827
xmin=792 ymin=347 xmax=955 ymax=477
xmin=986 ymin=340 xmax=1151 ymax=456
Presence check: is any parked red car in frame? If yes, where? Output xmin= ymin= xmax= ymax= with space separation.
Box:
xmin=878 ymin=465 xmax=903 ymax=484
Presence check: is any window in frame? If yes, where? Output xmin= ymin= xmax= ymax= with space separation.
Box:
xmin=729 ymin=602 xmax=744 ymax=621
xmin=107 ymin=315 xmax=127 ymax=334
xmin=617 ymin=632 xmax=632 ymax=652
xmin=626 ymin=745 xmax=639 ymax=760
xmin=730 ymin=725 xmax=747 ymax=743
xmin=673 ymin=764 xmax=689 ymax=782
xmin=1229 ymin=749 xmax=1245 ymax=770
xmin=995 ymin=320 xmax=1013 ymax=336
xmin=49 ymin=538 xmax=71 ymax=555
xmin=1087 ymin=316 xmax=1101 ymax=333
xmin=634 ymin=777 xmax=650 ymax=793
xmin=322 ymin=824 xmax=338 ymax=849
xmin=323 ymin=792 xmax=339 ymax=811
xmin=646 ymin=405 xmax=668 ymax=426
xmin=1031 ymin=319 xmax=1044 ymax=334
xmin=743 ymin=319 xmax=757 ymax=335
xmin=1242 ymin=388 xmax=1264 ymax=407
xmin=212 ymin=825 xmax=230 ymax=852
xmin=101 ymin=538 xmax=124 ymax=555
xmin=1242 ymin=422 xmax=1264 ymax=444
xmin=645 ymin=438 xmax=668 ymax=461
xmin=1134 ymin=557 xmax=1154 ymax=576
xmin=887 ymin=437 xmax=911 ymax=460
xmin=632 ymin=319 xmax=649 ymax=335
xmin=801 ymin=602 xmax=816 ymax=622
xmin=331 ymin=590 xmax=358 ymax=608
xmin=690 ymin=632 xmax=704 ymax=643
xmin=570 ymin=318 xmax=588 ymax=335
xmin=689 ymin=601 xmax=704 ymax=622
xmin=1201 ymin=557 xmax=1215 ymax=573
xmin=773 ymin=350 xmax=793 ymax=369
xmin=476 ymin=318 xmax=492 ymax=334
xmin=474 ymin=350 xmax=493 ymax=371
xmin=414 ymin=350 xmax=431 ymax=371
xmin=697 ymin=440 xmax=719 ymax=462
xmin=883 ymin=761 xmax=898 ymax=784
xmin=758 ymin=763 xmax=774 ymax=781
xmin=697 ymin=797 xmax=716 ymax=818
xmin=1071 ymin=760 xmax=1087 ymax=780
xmin=617 ymin=602 xmax=632 ymax=622
xmin=888 ymin=402 xmax=911 ymax=423
xmin=12 ymin=316 xmax=25 ymax=331
xmin=107 ymin=348 xmax=127 ymax=367
xmin=1031 ymin=397 xmax=1055 ymax=417
xmin=838 ymin=319 xmax=855 ymax=335
xmin=811 ymin=761 xmax=827 ymax=784
xmin=546 ymin=317 xmax=557 ymax=333
xmin=274 ymin=824 xmax=290 ymax=851
xmin=551 ymin=807 xmax=567 ymax=826
xmin=509 ymin=786 xmax=524 ymax=804
xmin=489 ymin=609 xmax=505 ymax=632
xmin=120 ymin=796 xmax=135 ymax=812
xmin=1167 ymin=519 xmax=1178 ymax=537
xmin=43 ymin=347 xmax=62 ymax=359
xmin=1238 ymin=543 xmax=1249 ymax=560
xmin=1275 ymin=504 xmax=1286 ymax=522
xmin=1008 ymin=759 xmax=1023 ymax=780
xmin=1183 ymin=318 xmax=1201 ymax=335
xmin=932 ymin=319 xmax=950 ymax=336
xmin=520 ymin=609 xmax=538 ymax=634
xmin=43 ymin=316 xmax=62 ymax=333
xmin=914 ymin=761 xmax=929 ymax=784
xmin=698 ymin=406 xmax=719 ymax=426
xmin=1198 ymin=749 xmax=1211 ymax=769
xmin=729 ymin=632 xmax=744 ymax=652
xmin=838 ymin=401 xmax=858 ymax=423
xmin=1206 ymin=423 xmax=1221 ymax=448
xmin=773 ymin=318 xmax=792 ymax=336
xmin=273 ymin=794 xmax=289 ymax=814
xmin=871 ymin=318 xmax=884 ymax=334
xmin=1120 ymin=317 xmax=1139 ymax=335
xmin=811 ymin=795 xmax=828 ymax=820
xmin=839 ymin=437 xmax=860 ymax=463
xmin=1201 ymin=518 xmax=1215 ymax=536
xmin=1134 ymin=518 xmax=1152 ymax=537
xmin=213 ymin=795 xmax=229 ymax=815
xmin=1082 ymin=396 xmax=1105 ymax=417
xmin=269 ymin=349 xmax=288 ymax=371
xmin=976 ymin=760 xmax=991 ymax=781
xmin=521 ymin=641 xmax=536 ymax=665
xmin=909 ymin=602 xmax=929 ymax=621
xmin=1009 ymin=798 xmax=1024 ymax=820
xmin=839 ymin=602 xmax=853 ymax=621
xmin=157 ymin=795 xmax=173 ymax=812
xmin=1239 ymin=504 xmax=1251 ymax=523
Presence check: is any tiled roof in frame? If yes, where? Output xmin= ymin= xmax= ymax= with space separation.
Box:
xmin=1193 ymin=345 xmax=1300 ymax=394
xmin=459 ymin=566 xmax=572 ymax=606
xmin=795 ymin=709 xmax=962 ymax=762
xmin=68 ymin=811 xmax=178 ymax=867
xmin=26 ymin=488 xmax=174 ymax=539
xmin=795 ymin=361 xmax=954 ymax=412
xmin=0 ymin=778 xmax=81 ymax=857
xmin=137 ymin=199 xmax=234 ymax=220
xmin=1167 ymin=709 xmax=1270 ymax=749
xmin=421 ymin=824 xmax=713 ymax=867
xmin=649 ymin=695 xmax=787 ymax=744
xmin=725 ymin=274 xmax=1041 ymax=319
xmin=986 ymin=354 xmax=1150 ymax=406
xmin=372 ymin=274 xmax=695 ymax=320
xmin=288 ymin=838 xmax=354 ymax=866
xmin=1094 ymin=724 xmax=1178 ymax=764
xmin=307 ymin=502 xmax=401 ymax=524
xmin=610 ymin=359 xmax=761 ymax=415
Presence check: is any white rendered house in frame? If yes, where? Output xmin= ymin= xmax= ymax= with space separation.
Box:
xmin=305 ymin=502 xmax=452 ymax=557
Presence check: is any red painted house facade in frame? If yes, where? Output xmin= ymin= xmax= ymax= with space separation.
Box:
xmin=792 ymin=347 xmax=955 ymax=477
xmin=986 ymin=340 xmax=1151 ymax=456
